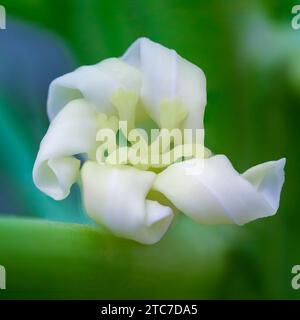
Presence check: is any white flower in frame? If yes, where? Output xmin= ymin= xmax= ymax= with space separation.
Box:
xmin=33 ymin=37 xmax=285 ymax=244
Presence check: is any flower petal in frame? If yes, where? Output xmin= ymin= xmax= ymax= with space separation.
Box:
xmin=153 ymin=155 xmax=285 ymax=225
xmin=81 ymin=161 xmax=174 ymax=244
xmin=122 ymin=37 xmax=207 ymax=131
xmin=33 ymin=99 xmax=99 ymax=200
xmin=242 ymin=158 xmax=286 ymax=213
xmin=47 ymin=58 xmax=142 ymax=120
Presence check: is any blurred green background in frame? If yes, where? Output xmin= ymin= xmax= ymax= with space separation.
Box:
xmin=0 ymin=0 xmax=299 ymax=299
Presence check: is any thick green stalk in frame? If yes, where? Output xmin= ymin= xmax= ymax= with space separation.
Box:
xmin=0 ymin=216 xmax=233 ymax=299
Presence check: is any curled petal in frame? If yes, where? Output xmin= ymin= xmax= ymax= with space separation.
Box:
xmin=47 ymin=58 xmax=142 ymax=120
xmin=242 ymin=158 xmax=286 ymax=213
xmin=81 ymin=161 xmax=174 ymax=244
xmin=122 ymin=37 xmax=206 ymax=131
xmin=153 ymin=155 xmax=285 ymax=225
xmin=33 ymin=99 xmax=99 ymax=200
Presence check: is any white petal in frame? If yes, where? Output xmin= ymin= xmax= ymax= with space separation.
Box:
xmin=47 ymin=58 xmax=142 ymax=120
xmin=33 ymin=99 xmax=99 ymax=200
xmin=153 ymin=155 xmax=285 ymax=225
xmin=122 ymin=37 xmax=206 ymax=130
xmin=81 ymin=161 xmax=174 ymax=244
xmin=242 ymin=158 xmax=286 ymax=212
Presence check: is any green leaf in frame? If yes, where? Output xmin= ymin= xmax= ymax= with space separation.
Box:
xmin=0 ymin=215 xmax=234 ymax=299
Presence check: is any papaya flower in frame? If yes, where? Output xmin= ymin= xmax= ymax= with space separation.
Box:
xmin=33 ymin=38 xmax=285 ymax=244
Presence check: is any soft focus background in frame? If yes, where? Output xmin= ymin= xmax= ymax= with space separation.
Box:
xmin=0 ymin=0 xmax=299 ymax=299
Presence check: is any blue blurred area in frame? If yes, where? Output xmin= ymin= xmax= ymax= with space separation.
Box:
xmin=0 ymin=19 xmax=74 ymax=114
xmin=0 ymin=17 xmax=75 ymax=151
xmin=0 ymin=17 xmax=89 ymax=223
